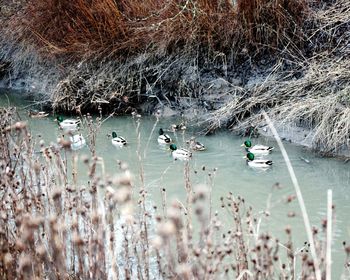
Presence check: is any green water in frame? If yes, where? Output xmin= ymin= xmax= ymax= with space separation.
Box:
xmin=1 ymin=89 xmax=350 ymax=278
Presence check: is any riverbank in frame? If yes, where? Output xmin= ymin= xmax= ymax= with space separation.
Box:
xmin=0 ymin=0 xmax=349 ymax=156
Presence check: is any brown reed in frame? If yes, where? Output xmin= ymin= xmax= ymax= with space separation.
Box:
xmin=2 ymin=0 xmax=309 ymax=76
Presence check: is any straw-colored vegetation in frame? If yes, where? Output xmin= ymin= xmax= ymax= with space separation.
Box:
xmin=1 ymin=108 xmax=349 ymax=279
xmin=204 ymin=0 xmax=350 ymax=154
xmin=206 ymin=55 xmax=350 ymax=154
xmin=1 ymin=0 xmax=307 ymax=112
xmin=3 ymin=0 xmax=306 ymax=59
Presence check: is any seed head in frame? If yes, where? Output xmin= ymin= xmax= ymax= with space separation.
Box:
xmin=52 ymin=188 xmax=62 ymax=200
xmin=15 ymin=121 xmax=27 ymax=130
xmin=285 ymin=226 xmax=291 ymax=235
xmin=33 ymin=161 xmax=41 ymax=176
xmin=176 ymin=264 xmax=191 ymax=278
xmin=158 ymin=221 xmax=176 ymax=238
xmin=72 ymin=232 xmax=84 ymax=246
xmin=113 ymin=187 xmax=131 ymax=203
xmin=151 ymin=236 xmax=163 ymax=250
xmin=4 ymin=253 xmax=13 ymax=267
xmin=19 ymin=255 xmax=31 ymax=274
xmin=287 ymin=211 xmax=296 ymax=218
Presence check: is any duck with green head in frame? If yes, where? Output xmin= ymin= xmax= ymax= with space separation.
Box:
xmin=56 ymin=116 xmax=80 ymax=131
xmin=111 ymin=131 xmax=127 ymax=147
xmin=241 ymin=139 xmax=274 ymax=155
xmin=245 ymin=152 xmax=272 ymax=168
xmin=170 ymin=144 xmax=192 ymax=160
xmin=158 ymin=128 xmax=172 ymax=144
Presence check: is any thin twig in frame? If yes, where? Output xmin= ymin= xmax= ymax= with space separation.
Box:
xmin=263 ymin=111 xmax=322 ymax=280
xmin=236 ymin=269 xmax=253 ymax=280
xmin=326 ymin=189 xmax=332 ymax=280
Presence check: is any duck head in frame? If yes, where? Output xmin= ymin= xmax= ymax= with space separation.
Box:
xmin=169 ymin=144 xmax=177 ymax=151
xmin=57 ymin=116 xmax=64 ymax=123
xmin=159 ymin=128 xmax=165 ymax=135
xmin=242 ymin=140 xmax=252 ymax=148
xmin=112 ymin=131 xmax=118 ymax=138
xmin=246 ymin=152 xmax=255 ymax=161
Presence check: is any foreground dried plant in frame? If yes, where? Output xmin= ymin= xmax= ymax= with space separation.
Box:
xmin=1 ymin=108 xmax=349 ymax=279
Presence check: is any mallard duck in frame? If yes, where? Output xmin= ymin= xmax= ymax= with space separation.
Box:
xmin=28 ymin=110 xmax=49 ymax=118
xmin=111 ymin=131 xmax=127 ymax=147
xmin=170 ymin=144 xmax=192 ymax=160
xmin=69 ymin=134 xmax=86 ymax=151
xmin=187 ymin=137 xmax=206 ymax=151
xmin=241 ymin=140 xmax=273 ymax=155
xmin=57 ymin=116 xmax=80 ymax=131
xmin=158 ymin=128 xmax=172 ymax=144
xmin=245 ymin=152 xmax=272 ymax=168
xmin=170 ymin=123 xmax=186 ymax=132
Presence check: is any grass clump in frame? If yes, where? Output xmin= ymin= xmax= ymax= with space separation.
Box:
xmin=205 ymin=55 xmax=350 ymax=154
xmin=4 ymin=0 xmax=307 ymax=60
xmin=204 ymin=0 xmax=350 ymax=155
xmin=0 ymin=0 xmax=308 ymax=112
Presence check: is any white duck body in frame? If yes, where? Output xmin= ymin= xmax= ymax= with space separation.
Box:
xmin=157 ymin=128 xmax=172 ymax=144
xmin=28 ymin=110 xmax=49 ymax=118
xmin=57 ymin=116 xmax=80 ymax=132
xmin=242 ymin=140 xmax=273 ymax=155
xmin=158 ymin=134 xmax=172 ymax=144
xmin=188 ymin=138 xmax=206 ymax=151
xmin=111 ymin=132 xmax=127 ymax=147
xmin=248 ymin=145 xmax=274 ymax=155
xmin=170 ymin=123 xmax=186 ymax=132
xmin=170 ymin=144 xmax=192 ymax=161
xmin=246 ymin=152 xmax=272 ymax=168
xmin=61 ymin=120 xmax=80 ymax=131
xmin=70 ymin=134 xmax=86 ymax=151
xmin=247 ymin=159 xmax=273 ymax=168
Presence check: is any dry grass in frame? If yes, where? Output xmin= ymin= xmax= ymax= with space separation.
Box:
xmin=204 ymin=0 xmax=350 ymax=154
xmin=0 ymin=1 xmax=307 ymax=86
xmin=3 ymin=0 xmax=306 ymax=60
xmin=4 ymin=0 xmax=234 ymax=60
xmin=205 ymin=55 xmax=350 ymax=153
xmin=236 ymin=0 xmax=307 ymax=54
xmin=1 ymin=107 xmax=349 ymax=279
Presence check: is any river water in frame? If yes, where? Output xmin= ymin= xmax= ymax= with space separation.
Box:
xmin=1 ymin=89 xmax=350 ymax=278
